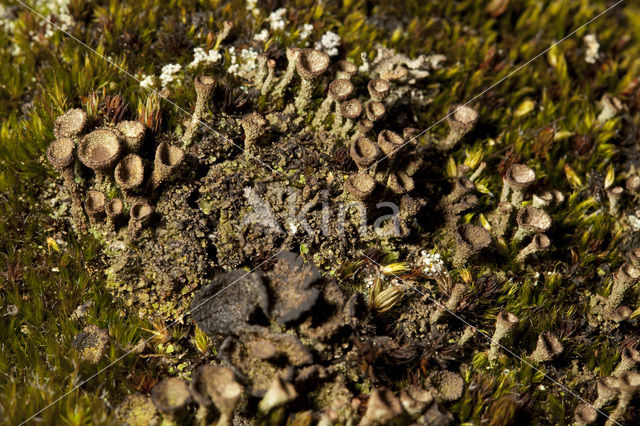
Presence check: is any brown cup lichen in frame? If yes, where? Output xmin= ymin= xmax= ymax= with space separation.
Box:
xmin=501 ymin=164 xmax=536 ymax=207
xmin=150 ymin=377 xmax=192 ymax=418
xmin=440 ymin=104 xmax=478 ymax=151
xmin=607 ymin=262 xmax=640 ymax=310
xmin=387 ymin=170 xmax=414 ymax=195
xmin=84 ymin=190 xmax=106 ymax=224
xmin=377 ymin=129 xmax=406 ymax=160
xmin=54 ymin=108 xmax=87 ymax=139
xmin=114 ymin=154 xmax=144 ymax=191
xmin=295 ymin=49 xmax=330 ymax=114
xmin=240 ymin=112 xmax=268 ymax=153
xmin=345 ymin=173 xmax=376 ymax=201
xmin=513 ymin=206 xmax=552 ymax=244
xmin=366 ymin=101 xmax=386 ymax=123
xmin=367 ymin=78 xmax=391 ymax=101
xmin=350 ymin=137 xmax=380 ymax=170
xmin=314 ymin=79 xmax=355 ymax=127
xmin=488 ymin=311 xmax=519 ymax=363
xmin=273 ymin=47 xmax=302 ymax=97
xmin=335 ymin=60 xmax=358 ymax=80
xmin=515 ymin=233 xmax=551 ymax=263
xmin=78 ymin=128 xmax=122 ymax=174
xmin=338 ymin=98 xmax=363 ymax=134
xmin=150 ymin=142 xmax=185 ymax=191
xmin=116 ymin=120 xmax=146 ymax=153
xmin=529 ymin=331 xmax=564 ymax=363
xmin=190 ymin=364 xmax=243 ymax=426
xmin=453 ymin=224 xmax=491 ymax=267
xmin=183 ymin=75 xmax=216 ymax=146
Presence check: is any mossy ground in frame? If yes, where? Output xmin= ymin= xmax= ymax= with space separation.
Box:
xmin=2 ymin=0 xmax=640 ymax=424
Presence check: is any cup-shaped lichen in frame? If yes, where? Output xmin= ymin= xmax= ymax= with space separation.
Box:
xmin=366 ymin=101 xmax=386 ymax=123
xmin=257 ymin=376 xmax=298 ymax=414
xmin=613 ymin=346 xmax=640 ymax=377
xmin=610 ymin=371 xmax=640 ymax=421
xmin=105 ymin=198 xmax=123 ymax=221
xmin=314 ymin=79 xmax=355 ymax=126
xmin=607 ymin=262 xmax=640 ymax=310
xmin=350 ymin=137 xmax=380 ymax=170
xmin=150 ymin=377 xmax=192 ymax=419
xmin=440 ymin=104 xmax=478 ymax=151
xmin=183 ymin=75 xmax=216 ymax=146
xmin=387 ymin=170 xmax=414 ymax=194
xmin=488 ymin=311 xmax=519 ymax=363
xmin=377 ymin=129 xmax=406 ymax=160
xmin=513 ymin=206 xmax=552 ymax=244
xmin=190 ymin=365 xmax=243 ymax=426
xmin=453 ymin=224 xmax=491 ymax=267
xmin=337 ymin=98 xmax=363 ymax=134
xmin=515 ymin=233 xmax=551 ymax=263
xmin=114 ymin=154 xmax=144 ymax=191
xmin=593 ymin=376 xmax=620 ymax=409
xmin=294 ymin=49 xmax=330 ymax=114
xmin=150 ymin=142 xmax=185 ymax=191
xmin=529 ymin=331 xmax=563 ymax=363
xmin=54 ymin=108 xmax=87 ymax=139
xmin=84 ymin=190 xmax=106 ymax=224
xmin=272 ymin=47 xmax=302 ymax=97
xmin=345 ymin=173 xmax=376 ymax=200
xmin=335 ymin=60 xmax=357 ymax=80
xmin=574 ymin=404 xmax=598 ymax=426
xmin=367 ymin=78 xmax=391 ymax=101
xmin=501 ymin=164 xmax=536 ymax=207
xmin=47 ymin=137 xmax=76 ymax=171
xmin=116 ymin=120 xmax=146 ymax=153
xmin=128 ymin=199 xmax=153 ymax=239
xmin=240 ymin=112 xmax=268 ymax=153
xmin=78 ymin=128 xmax=122 ymax=174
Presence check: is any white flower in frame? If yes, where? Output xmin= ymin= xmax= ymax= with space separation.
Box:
xmin=139 ymin=74 xmax=156 ymax=90
xmin=418 ymin=250 xmax=445 ymax=276
xmin=227 ymin=63 xmax=240 ymax=75
xmin=253 ymin=28 xmax=269 ymax=42
xmin=267 ymin=8 xmax=287 ymax=31
xmin=188 ymin=47 xmax=222 ymax=68
xmin=299 ymin=24 xmax=314 ymax=40
xmin=246 ymin=0 xmax=260 ymax=15
xmin=159 ymin=63 xmax=182 ymax=87
xmin=315 ymin=30 xmax=341 ymax=57
xmin=584 ymin=34 xmax=600 ymax=64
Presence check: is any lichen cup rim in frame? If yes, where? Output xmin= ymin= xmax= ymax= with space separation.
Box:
xmin=78 ymin=128 xmax=122 ymax=171
xmin=47 ymin=137 xmax=76 ymax=169
xmin=114 ymin=154 xmax=144 ymax=189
